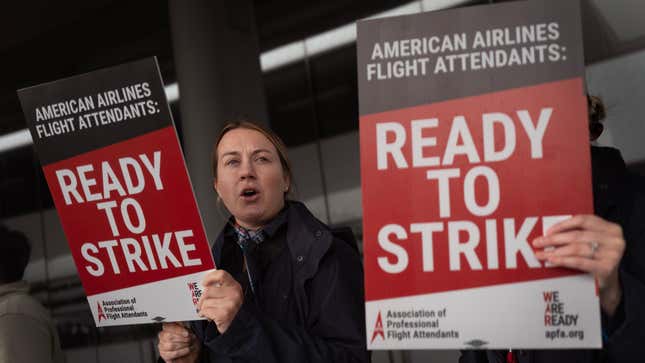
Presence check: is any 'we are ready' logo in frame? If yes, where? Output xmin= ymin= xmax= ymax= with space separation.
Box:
xmin=188 ymin=282 xmax=203 ymax=312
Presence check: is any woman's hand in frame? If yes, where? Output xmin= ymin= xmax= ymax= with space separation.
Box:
xmin=197 ymin=269 xmax=244 ymax=333
xmin=157 ymin=322 xmax=200 ymax=362
xmin=533 ymin=214 xmax=625 ymax=316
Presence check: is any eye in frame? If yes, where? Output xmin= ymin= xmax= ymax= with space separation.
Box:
xmin=255 ymin=155 xmax=271 ymax=163
xmin=224 ymin=159 xmax=239 ymax=166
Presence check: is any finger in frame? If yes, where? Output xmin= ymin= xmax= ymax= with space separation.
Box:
xmin=533 ymin=229 xmax=603 ymax=248
xmin=202 ymin=284 xmax=240 ymax=299
xmin=198 ymin=304 xmax=236 ymax=323
xmin=533 ymin=230 xmax=620 ymax=250
xmin=197 ymin=305 xmax=220 ymax=322
xmin=158 ymin=328 xmax=192 ymax=345
xmin=198 ymin=300 xmax=227 ymax=317
xmin=162 ymin=321 xmax=187 ymax=331
xmin=159 ymin=342 xmax=189 ymax=354
xmin=199 ymin=288 xmax=243 ymax=316
xmin=158 ymin=338 xmax=191 ymax=352
xmin=201 ymin=269 xmax=232 ymax=287
xmin=161 ymin=322 xmax=191 ymax=337
xmin=197 ymin=287 xmax=227 ymax=311
xmin=545 ymin=214 xmax=618 ymax=236
xmin=158 ymin=332 xmax=191 ymax=345
xmin=159 ymin=346 xmax=191 ymax=360
xmin=198 ymin=284 xmax=242 ymax=311
xmin=535 ymin=242 xmax=599 ymax=260
xmin=160 ymin=331 xmax=194 ymax=344
xmin=201 ymin=296 xmax=238 ymax=313
xmin=546 ymin=255 xmax=599 ymax=273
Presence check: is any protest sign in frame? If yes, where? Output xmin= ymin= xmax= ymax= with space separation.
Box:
xmin=18 ymin=57 xmax=215 ymax=327
xmin=358 ymin=1 xmax=601 ymax=349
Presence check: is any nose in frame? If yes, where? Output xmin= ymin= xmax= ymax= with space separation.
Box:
xmin=239 ymin=158 xmax=256 ymax=180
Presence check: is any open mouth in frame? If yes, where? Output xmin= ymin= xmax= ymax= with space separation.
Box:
xmin=240 ymin=188 xmax=259 ymax=198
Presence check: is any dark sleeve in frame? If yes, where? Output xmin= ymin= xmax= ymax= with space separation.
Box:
xmin=603 ymin=175 xmax=645 ymax=363
xmin=603 ymin=269 xmax=645 ymax=362
xmin=200 ymin=237 xmax=369 ymax=363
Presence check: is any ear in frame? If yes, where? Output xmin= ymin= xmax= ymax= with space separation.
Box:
xmin=283 ymin=174 xmax=291 ymax=193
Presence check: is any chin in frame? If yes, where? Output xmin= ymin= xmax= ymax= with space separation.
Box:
xmin=235 ymin=209 xmax=267 ymax=228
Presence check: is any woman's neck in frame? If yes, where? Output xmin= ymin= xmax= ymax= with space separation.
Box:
xmin=234 ymin=219 xmax=263 ymax=231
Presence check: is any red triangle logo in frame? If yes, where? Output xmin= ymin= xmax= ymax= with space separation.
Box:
xmin=97 ymin=302 xmax=106 ymax=322
xmin=370 ymin=311 xmax=385 ymax=343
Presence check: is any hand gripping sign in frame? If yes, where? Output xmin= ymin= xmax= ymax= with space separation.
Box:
xmin=358 ymin=1 xmax=601 ymax=349
xmin=18 ymin=58 xmax=215 ymax=327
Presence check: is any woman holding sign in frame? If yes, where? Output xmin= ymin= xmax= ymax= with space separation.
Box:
xmin=157 ymin=121 xmax=368 ymax=363
xmin=461 ymin=96 xmax=645 ymax=363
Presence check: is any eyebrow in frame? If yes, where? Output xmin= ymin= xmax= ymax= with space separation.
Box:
xmin=219 ymin=148 xmax=274 ymax=159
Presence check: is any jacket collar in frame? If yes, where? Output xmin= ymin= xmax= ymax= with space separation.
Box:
xmin=212 ymin=200 xmax=332 ymax=278
xmin=284 ymin=201 xmax=332 ymax=280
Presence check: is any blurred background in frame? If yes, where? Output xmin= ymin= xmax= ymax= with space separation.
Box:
xmin=1 ymin=0 xmax=644 ymax=362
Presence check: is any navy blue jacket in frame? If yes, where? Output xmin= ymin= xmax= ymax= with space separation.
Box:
xmin=191 ymin=201 xmax=369 ymax=363
xmin=460 ymin=147 xmax=645 ymax=363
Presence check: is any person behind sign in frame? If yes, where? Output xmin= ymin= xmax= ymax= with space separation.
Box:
xmin=156 ymin=121 xmax=369 ymax=362
xmin=0 ymin=225 xmax=64 ymax=363
xmin=460 ymin=95 xmax=645 ymax=363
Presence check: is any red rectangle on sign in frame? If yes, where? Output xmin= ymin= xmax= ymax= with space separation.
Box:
xmin=361 ymin=78 xmax=592 ymax=302
xmin=43 ymin=126 xmax=215 ymax=296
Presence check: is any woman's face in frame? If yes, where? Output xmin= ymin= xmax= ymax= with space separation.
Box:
xmin=214 ymin=128 xmax=289 ymax=230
